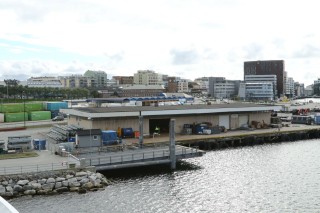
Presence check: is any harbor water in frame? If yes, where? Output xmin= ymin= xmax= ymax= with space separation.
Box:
xmin=10 ymin=139 xmax=320 ymax=213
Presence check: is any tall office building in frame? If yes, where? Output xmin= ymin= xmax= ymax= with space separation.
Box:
xmin=244 ymin=60 xmax=285 ymax=97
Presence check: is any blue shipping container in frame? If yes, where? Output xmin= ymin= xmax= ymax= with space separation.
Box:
xmin=121 ymin=128 xmax=133 ymax=138
xmin=46 ymin=102 xmax=68 ymax=111
xmin=33 ymin=139 xmax=46 ymax=150
xmin=314 ymin=116 xmax=320 ymax=125
xmin=102 ymin=130 xmax=119 ymax=145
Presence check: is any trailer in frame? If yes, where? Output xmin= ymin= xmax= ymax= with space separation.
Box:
xmin=291 ymin=115 xmax=314 ymax=125
xmin=7 ymin=136 xmax=32 ymax=151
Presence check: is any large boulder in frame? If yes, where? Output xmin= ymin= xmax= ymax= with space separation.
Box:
xmin=30 ymin=183 xmax=42 ymax=190
xmin=13 ymin=185 xmax=23 ymax=192
xmin=6 ymin=186 xmax=13 ymax=192
xmin=17 ymin=180 xmax=29 ymax=186
xmin=56 ymin=177 xmax=65 ymax=182
xmin=42 ymin=183 xmax=55 ymax=191
xmin=76 ymin=172 xmax=87 ymax=177
xmin=2 ymin=181 xmax=9 ymax=186
xmin=0 ymin=185 xmax=6 ymax=195
xmin=81 ymin=182 xmax=94 ymax=190
xmin=46 ymin=178 xmax=56 ymax=184
xmin=24 ymin=190 xmax=36 ymax=195
xmin=55 ymin=187 xmax=69 ymax=193
xmin=55 ymin=182 xmax=62 ymax=189
xmin=62 ymin=181 xmax=69 ymax=187
xmin=79 ymin=178 xmax=89 ymax=185
xmin=69 ymin=187 xmax=79 ymax=192
xmin=69 ymin=182 xmax=81 ymax=188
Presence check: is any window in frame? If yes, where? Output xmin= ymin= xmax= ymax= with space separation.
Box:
xmin=93 ymin=135 xmax=98 ymax=140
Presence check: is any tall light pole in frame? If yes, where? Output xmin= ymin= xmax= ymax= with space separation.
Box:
xmin=22 ymin=91 xmax=26 ymax=129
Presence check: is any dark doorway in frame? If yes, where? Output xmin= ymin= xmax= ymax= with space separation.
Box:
xmin=149 ymin=118 xmax=171 ymax=134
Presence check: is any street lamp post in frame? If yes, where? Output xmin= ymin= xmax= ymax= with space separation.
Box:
xmin=23 ymin=91 xmax=26 ymax=129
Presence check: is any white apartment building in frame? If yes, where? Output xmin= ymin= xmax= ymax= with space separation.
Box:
xmin=239 ymin=82 xmax=274 ymax=101
xmin=285 ymin=77 xmax=294 ymax=97
xmin=194 ymin=77 xmax=209 ymax=92
xmin=177 ymin=78 xmax=189 ymax=93
xmin=133 ymin=70 xmax=163 ymax=85
xmin=244 ymin=75 xmax=277 ymax=98
xmin=27 ymin=77 xmax=63 ymax=88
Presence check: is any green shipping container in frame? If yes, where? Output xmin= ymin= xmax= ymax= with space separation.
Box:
xmin=5 ymin=112 xmax=28 ymax=122
xmin=0 ymin=103 xmax=24 ymax=113
xmin=28 ymin=111 xmax=51 ymax=121
xmin=25 ymin=103 xmax=44 ymax=112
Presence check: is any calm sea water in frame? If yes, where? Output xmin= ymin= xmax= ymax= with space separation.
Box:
xmin=10 ymin=139 xmax=320 ymax=213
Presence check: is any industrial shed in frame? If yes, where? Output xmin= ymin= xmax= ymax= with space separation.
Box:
xmin=61 ymin=103 xmax=281 ymax=136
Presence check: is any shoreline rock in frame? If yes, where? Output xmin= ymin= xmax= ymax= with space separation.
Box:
xmin=0 ymin=170 xmax=111 ymax=199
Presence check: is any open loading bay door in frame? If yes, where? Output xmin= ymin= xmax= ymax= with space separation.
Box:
xmin=149 ymin=118 xmax=171 ymax=134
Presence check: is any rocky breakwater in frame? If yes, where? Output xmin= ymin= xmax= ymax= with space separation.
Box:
xmin=0 ymin=170 xmax=111 ymax=199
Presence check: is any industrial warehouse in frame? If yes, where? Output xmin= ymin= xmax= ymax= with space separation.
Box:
xmin=61 ymin=103 xmax=282 ymax=137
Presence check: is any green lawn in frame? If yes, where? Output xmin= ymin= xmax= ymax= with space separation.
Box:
xmin=0 ymin=152 xmax=39 ymax=160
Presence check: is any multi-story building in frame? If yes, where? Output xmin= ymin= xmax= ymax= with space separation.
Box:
xmin=194 ymin=77 xmax=209 ymax=93
xmin=133 ymin=70 xmax=163 ymax=85
xmin=244 ymin=60 xmax=285 ymax=97
xmin=208 ymin=77 xmax=240 ymax=99
xmin=294 ymin=82 xmax=304 ymax=97
xmin=59 ymin=75 xmax=92 ymax=88
xmin=119 ymin=85 xmax=166 ymax=97
xmin=27 ymin=76 xmax=63 ymax=88
xmin=84 ymin=70 xmax=108 ymax=88
xmin=112 ymin=76 xmax=134 ymax=85
xmin=167 ymin=77 xmax=189 ymax=93
xmin=314 ymin=78 xmax=320 ymax=96
xmin=285 ymin=77 xmax=294 ymax=98
xmin=244 ymin=75 xmax=277 ymax=99
xmin=239 ymin=82 xmax=274 ymax=101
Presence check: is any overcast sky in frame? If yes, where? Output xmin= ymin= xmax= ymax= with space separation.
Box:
xmin=1 ymin=0 xmax=320 ymax=85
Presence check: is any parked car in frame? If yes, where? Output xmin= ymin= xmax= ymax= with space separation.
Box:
xmin=52 ymin=116 xmax=64 ymax=121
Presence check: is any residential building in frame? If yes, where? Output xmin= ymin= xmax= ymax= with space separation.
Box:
xmin=314 ymin=78 xmax=320 ymax=96
xmin=294 ymin=82 xmax=304 ymax=97
xmin=214 ymin=81 xmax=240 ymax=99
xmin=208 ymin=77 xmax=240 ymax=98
xmin=118 ymin=84 xmax=166 ymax=97
xmin=244 ymin=60 xmax=285 ymax=97
xmin=27 ymin=77 xmax=63 ymax=88
xmin=194 ymin=77 xmax=209 ymax=93
xmin=285 ymin=77 xmax=294 ymax=98
xmin=133 ymin=70 xmax=163 ymax=85
xmin=84 ymin=70 xmax=108 ymax=88
xmin=59 ymin=75 xmax=92 ymax=88
xmin=112 ymin=76 xmax=134 ymax=85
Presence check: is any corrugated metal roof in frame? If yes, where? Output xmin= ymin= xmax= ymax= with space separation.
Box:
xmin=73 ymin=103 xmax=279 ymax=113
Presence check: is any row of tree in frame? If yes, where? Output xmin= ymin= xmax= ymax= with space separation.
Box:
xmin=0 ymin=79 xmax=92 ymax=100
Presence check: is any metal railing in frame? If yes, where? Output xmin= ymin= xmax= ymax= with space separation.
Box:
xmin=0 ymin=162 xmax=70 ymax=176
xmin=87 ymin=146 xmax=201 ymax=166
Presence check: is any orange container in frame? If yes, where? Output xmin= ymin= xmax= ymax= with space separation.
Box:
xmin=134 ymin=131 xmax=140 ymax=138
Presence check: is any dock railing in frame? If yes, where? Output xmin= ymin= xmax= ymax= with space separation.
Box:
xmin=86 ymin=146 xmax=202 ymax=167
xmin=0 ymin=162 xmax=70 ymax=176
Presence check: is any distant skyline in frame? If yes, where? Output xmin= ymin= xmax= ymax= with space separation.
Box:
xmin=1 ymin=0 xmax=320 ymax=85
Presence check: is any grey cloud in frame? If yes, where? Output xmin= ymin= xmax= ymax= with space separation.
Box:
xmin=170 ymin=49 xmax=199 ymax=65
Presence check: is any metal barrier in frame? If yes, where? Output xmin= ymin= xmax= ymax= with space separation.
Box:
xmin=0 ymin=162 xmax=69 ymax=176
xmin=87 ymin=146 xmax=201 ymax=166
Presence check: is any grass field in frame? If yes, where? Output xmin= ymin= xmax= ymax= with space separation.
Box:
xmin=0 ymin=152 xmax=39 ymax=160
